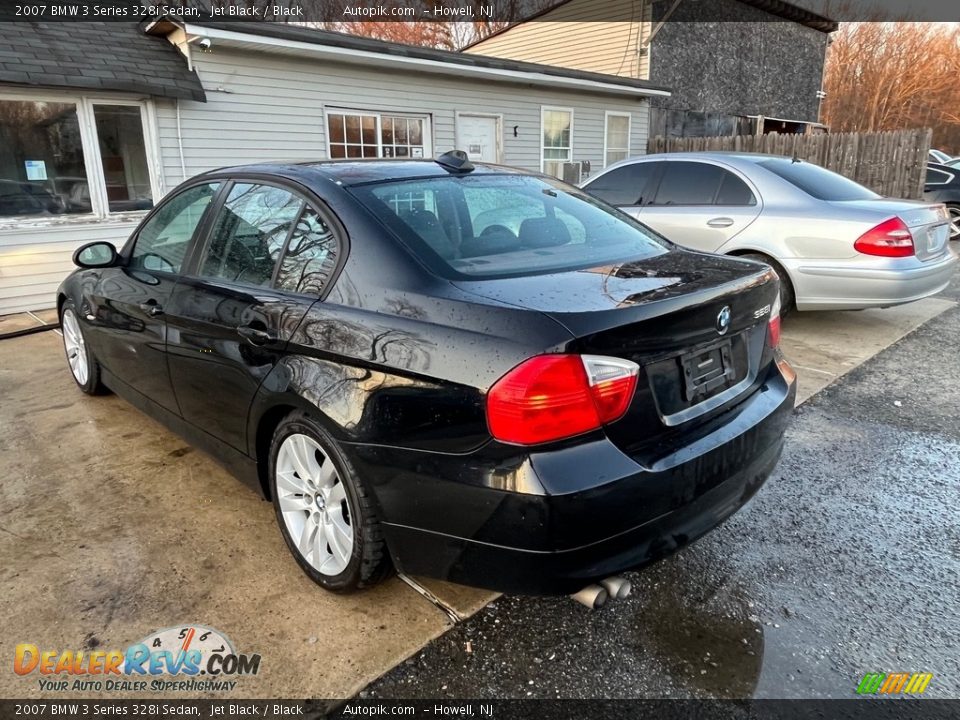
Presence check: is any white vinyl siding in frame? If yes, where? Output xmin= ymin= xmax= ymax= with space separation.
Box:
xmin=154 ymin=47 xmax=650 ymax=187
xmin=1 ymin=43 xmax=651 ymax=314
xmin=0 ymin=89 xmax=163 ymax=315
xmin=464 ymin=0 xmax=652 ymax=80
xmin=0 ymin=220 xmax=141 ymax=314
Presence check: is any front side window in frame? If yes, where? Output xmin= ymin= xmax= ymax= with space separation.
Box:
xmin=200 ymin=183 xmax=303 ymax=286
xmin=92 ymin=105 xmax=153 ymax=212
xmin=130 ymin=183 xmax=220 ymax=274
xmin=586 ymin=163 xmax=656 ymax=206
xmin=604 ymin=113 xmax=630 ymax=166
xmin=542 ymin=108 xmax=572 ymax=179
xmin=327 ymin=112 xmax=428 ymax=159
xmin=0 ymin=100 xmax=89 ymax=218
xmin=350 ymin=174 xmax=668 ymax=279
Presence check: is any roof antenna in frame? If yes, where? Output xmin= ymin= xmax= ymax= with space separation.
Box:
xmin=435 ymin=150 xmax=475 ymax=174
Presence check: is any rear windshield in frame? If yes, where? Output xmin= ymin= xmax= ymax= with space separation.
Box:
xmin=757 ymin=158 xmax=879 ymax=201
xmin=348 ymin=174 xmax=669 ymax=279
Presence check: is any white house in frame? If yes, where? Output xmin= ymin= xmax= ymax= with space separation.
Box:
xmin=0 ymin=19 xmax=670 ymax=315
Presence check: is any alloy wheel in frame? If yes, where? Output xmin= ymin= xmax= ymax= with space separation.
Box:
xmin=949 ymin=206 xmax=960 ymax=241
xmin=275 ymin=433 xmax=353 ymax=576
xmin=62 ymin=308 xmax=89 ymax=386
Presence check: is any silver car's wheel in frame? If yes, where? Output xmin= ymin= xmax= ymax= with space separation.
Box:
xmin=62 ymin=307 xmax=89 ymax=386
xmin=275 ymin=433 xmax=354 ymax=576
xmin=948 ymin=205 xmax=960 ymax=241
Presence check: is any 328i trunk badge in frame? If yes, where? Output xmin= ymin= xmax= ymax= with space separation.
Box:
xmin=716 ymin=305 xmax=732 ymax=335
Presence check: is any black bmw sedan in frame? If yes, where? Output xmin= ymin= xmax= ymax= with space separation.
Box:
xmin=57 ymin=153 xmax=796 ymax=601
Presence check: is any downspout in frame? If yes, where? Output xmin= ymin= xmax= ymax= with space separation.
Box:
xmin=176 ymin=98 xmax=187 ymax=183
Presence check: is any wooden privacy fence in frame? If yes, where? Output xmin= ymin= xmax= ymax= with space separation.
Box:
xmin=647 ymin=128 xmax=933 ymax=199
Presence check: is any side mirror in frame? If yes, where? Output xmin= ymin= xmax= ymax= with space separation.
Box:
xmin=73 ymin=241 xmax=119 ymax=269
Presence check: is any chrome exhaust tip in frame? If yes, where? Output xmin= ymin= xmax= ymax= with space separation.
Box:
xmin=600 ymin=576 xmax=632 ymax=600
xmin=570 ymin=584 xmax=608 ymax=609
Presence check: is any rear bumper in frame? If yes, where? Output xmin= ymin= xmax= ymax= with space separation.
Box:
xmin=346 ymin=360 xmax=796 ymax=595
xmin=788 ymin=251 xmax=957 ymax=311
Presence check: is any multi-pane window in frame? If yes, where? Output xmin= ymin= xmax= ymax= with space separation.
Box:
xmin=0 ymin=100 xmax=89 ymax=217
xmin=380 ymin=116 xmax=425 ymax=158
xmin=0 ymin=97 xmax=154 ymax=220
xmin=327 ymin=111 xmax=428 ymax=160
xmin=541 ymin=108 xmax=572 ymax=179
xmin=604 ymin=112 xmax=631 ymax=167
xmin=327 ymin=112 xmax=379 ymax=159
xmin=92 ymin=105 xmax=153 ymax=212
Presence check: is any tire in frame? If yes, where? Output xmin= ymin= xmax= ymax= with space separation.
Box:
xmin=740 ymin=252 xmax=795 ymax=317
xmin=60 ymin=300 xmax=108 ymax=395
xmin=268 ymin=411 xmax=392 ymax=592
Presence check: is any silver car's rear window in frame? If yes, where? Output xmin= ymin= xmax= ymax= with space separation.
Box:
xmin=757 ymin=158 xmax=880 ymax=201
xmin=349 ymin=174 xmax=669 ymax=279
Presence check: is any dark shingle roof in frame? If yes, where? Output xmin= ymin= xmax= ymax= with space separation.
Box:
xmin=0 ymin=21 xmax=205 ymax=102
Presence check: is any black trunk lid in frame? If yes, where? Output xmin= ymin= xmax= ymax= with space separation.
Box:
xmin=455 ymin=249 xmax=780 ymax=462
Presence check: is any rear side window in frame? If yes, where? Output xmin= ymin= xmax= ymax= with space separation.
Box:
xmin=715 ymin=171 xmax=757 ymax=206
xmin=585 ymin=163 xmax=656 ymax=206
xmin=651 ymin=162 xmax=725 ymax=205
xmin=926 ymin=167 xmax=953 ymax=186
xmin=757 ymin=158 xmax=879 ymax=201
xmin=200 ymin=183 xmax=303 ymax=286
xmin=131 ymin=182 xmax=220 ymax=273
xmin=348 ymin=174 xmax=668 ymax=279
xmin=276 ymin=206 xmax=340 ymax=295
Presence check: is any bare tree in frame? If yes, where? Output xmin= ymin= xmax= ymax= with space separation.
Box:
xmin=821 ymin=22 xmax=960 ymax=153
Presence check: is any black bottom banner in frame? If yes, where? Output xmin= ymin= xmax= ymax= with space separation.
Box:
xmin=1 ymin=699 xmax=959 ymax=720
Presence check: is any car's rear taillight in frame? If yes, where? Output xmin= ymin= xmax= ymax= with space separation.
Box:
xmin=486 ymin=354 xmax=639 ymax=445
xmin=767 ymin=291 xmax=782 ymax=349
xmin=854 ymin=217 xmax=914 ymax=257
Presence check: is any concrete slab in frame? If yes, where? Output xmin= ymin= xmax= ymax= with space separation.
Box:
xmin=1 ymin=298 xmax=950 ymax=701
xmin=0 ymin=310 xmax=52 ymax=335
xmin=0 ymin=332 xmax=455 ymax=700
xmin=780 ymin=298 xmax=956 ymax=404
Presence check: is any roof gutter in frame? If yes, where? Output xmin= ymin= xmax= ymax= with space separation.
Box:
xmin=182 ymin=23 xmax=671 ymax=99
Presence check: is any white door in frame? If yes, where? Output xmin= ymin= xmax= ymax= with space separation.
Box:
xmin=456 ymin=114 xmax=501 ymax=163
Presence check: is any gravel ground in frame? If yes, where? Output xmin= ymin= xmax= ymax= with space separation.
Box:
xmin=362 ymin=275 xmax=960 ymax=700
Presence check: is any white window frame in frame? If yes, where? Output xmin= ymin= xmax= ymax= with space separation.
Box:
xmin=603 ymin=111 xmax=632 ymax=168
xmin=0 ymin=88 xmax=162 ymax=231
xmin=540 ymin=105 xmax=574 ymax=176
xmin=323 ymin=107 xmax=433 ymax=160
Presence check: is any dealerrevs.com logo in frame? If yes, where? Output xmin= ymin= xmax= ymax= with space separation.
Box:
xmin=14 ymin=625 xmax=261 ymax=693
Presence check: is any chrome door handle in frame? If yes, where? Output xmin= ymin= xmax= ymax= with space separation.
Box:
xmin=138 ymin=302 xmax=163 ymax=317
xmin=707 ymin=217 xmax=735 ymax=228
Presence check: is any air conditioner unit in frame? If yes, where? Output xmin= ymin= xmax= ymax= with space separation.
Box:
xmin=562 ymin=163 xmax=584 ymax=185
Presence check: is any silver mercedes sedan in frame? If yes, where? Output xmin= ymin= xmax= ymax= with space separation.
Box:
xmin=581 ymin=152 xmax=957 ymax=312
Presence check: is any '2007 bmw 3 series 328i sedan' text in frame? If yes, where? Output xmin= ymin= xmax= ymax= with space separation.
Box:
xmin=57 ymin=153 xmax=796 ymax=603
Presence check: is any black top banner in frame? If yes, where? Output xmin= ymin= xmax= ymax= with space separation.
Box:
xmin=0 ymin=0 xmax=958 ymax=24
